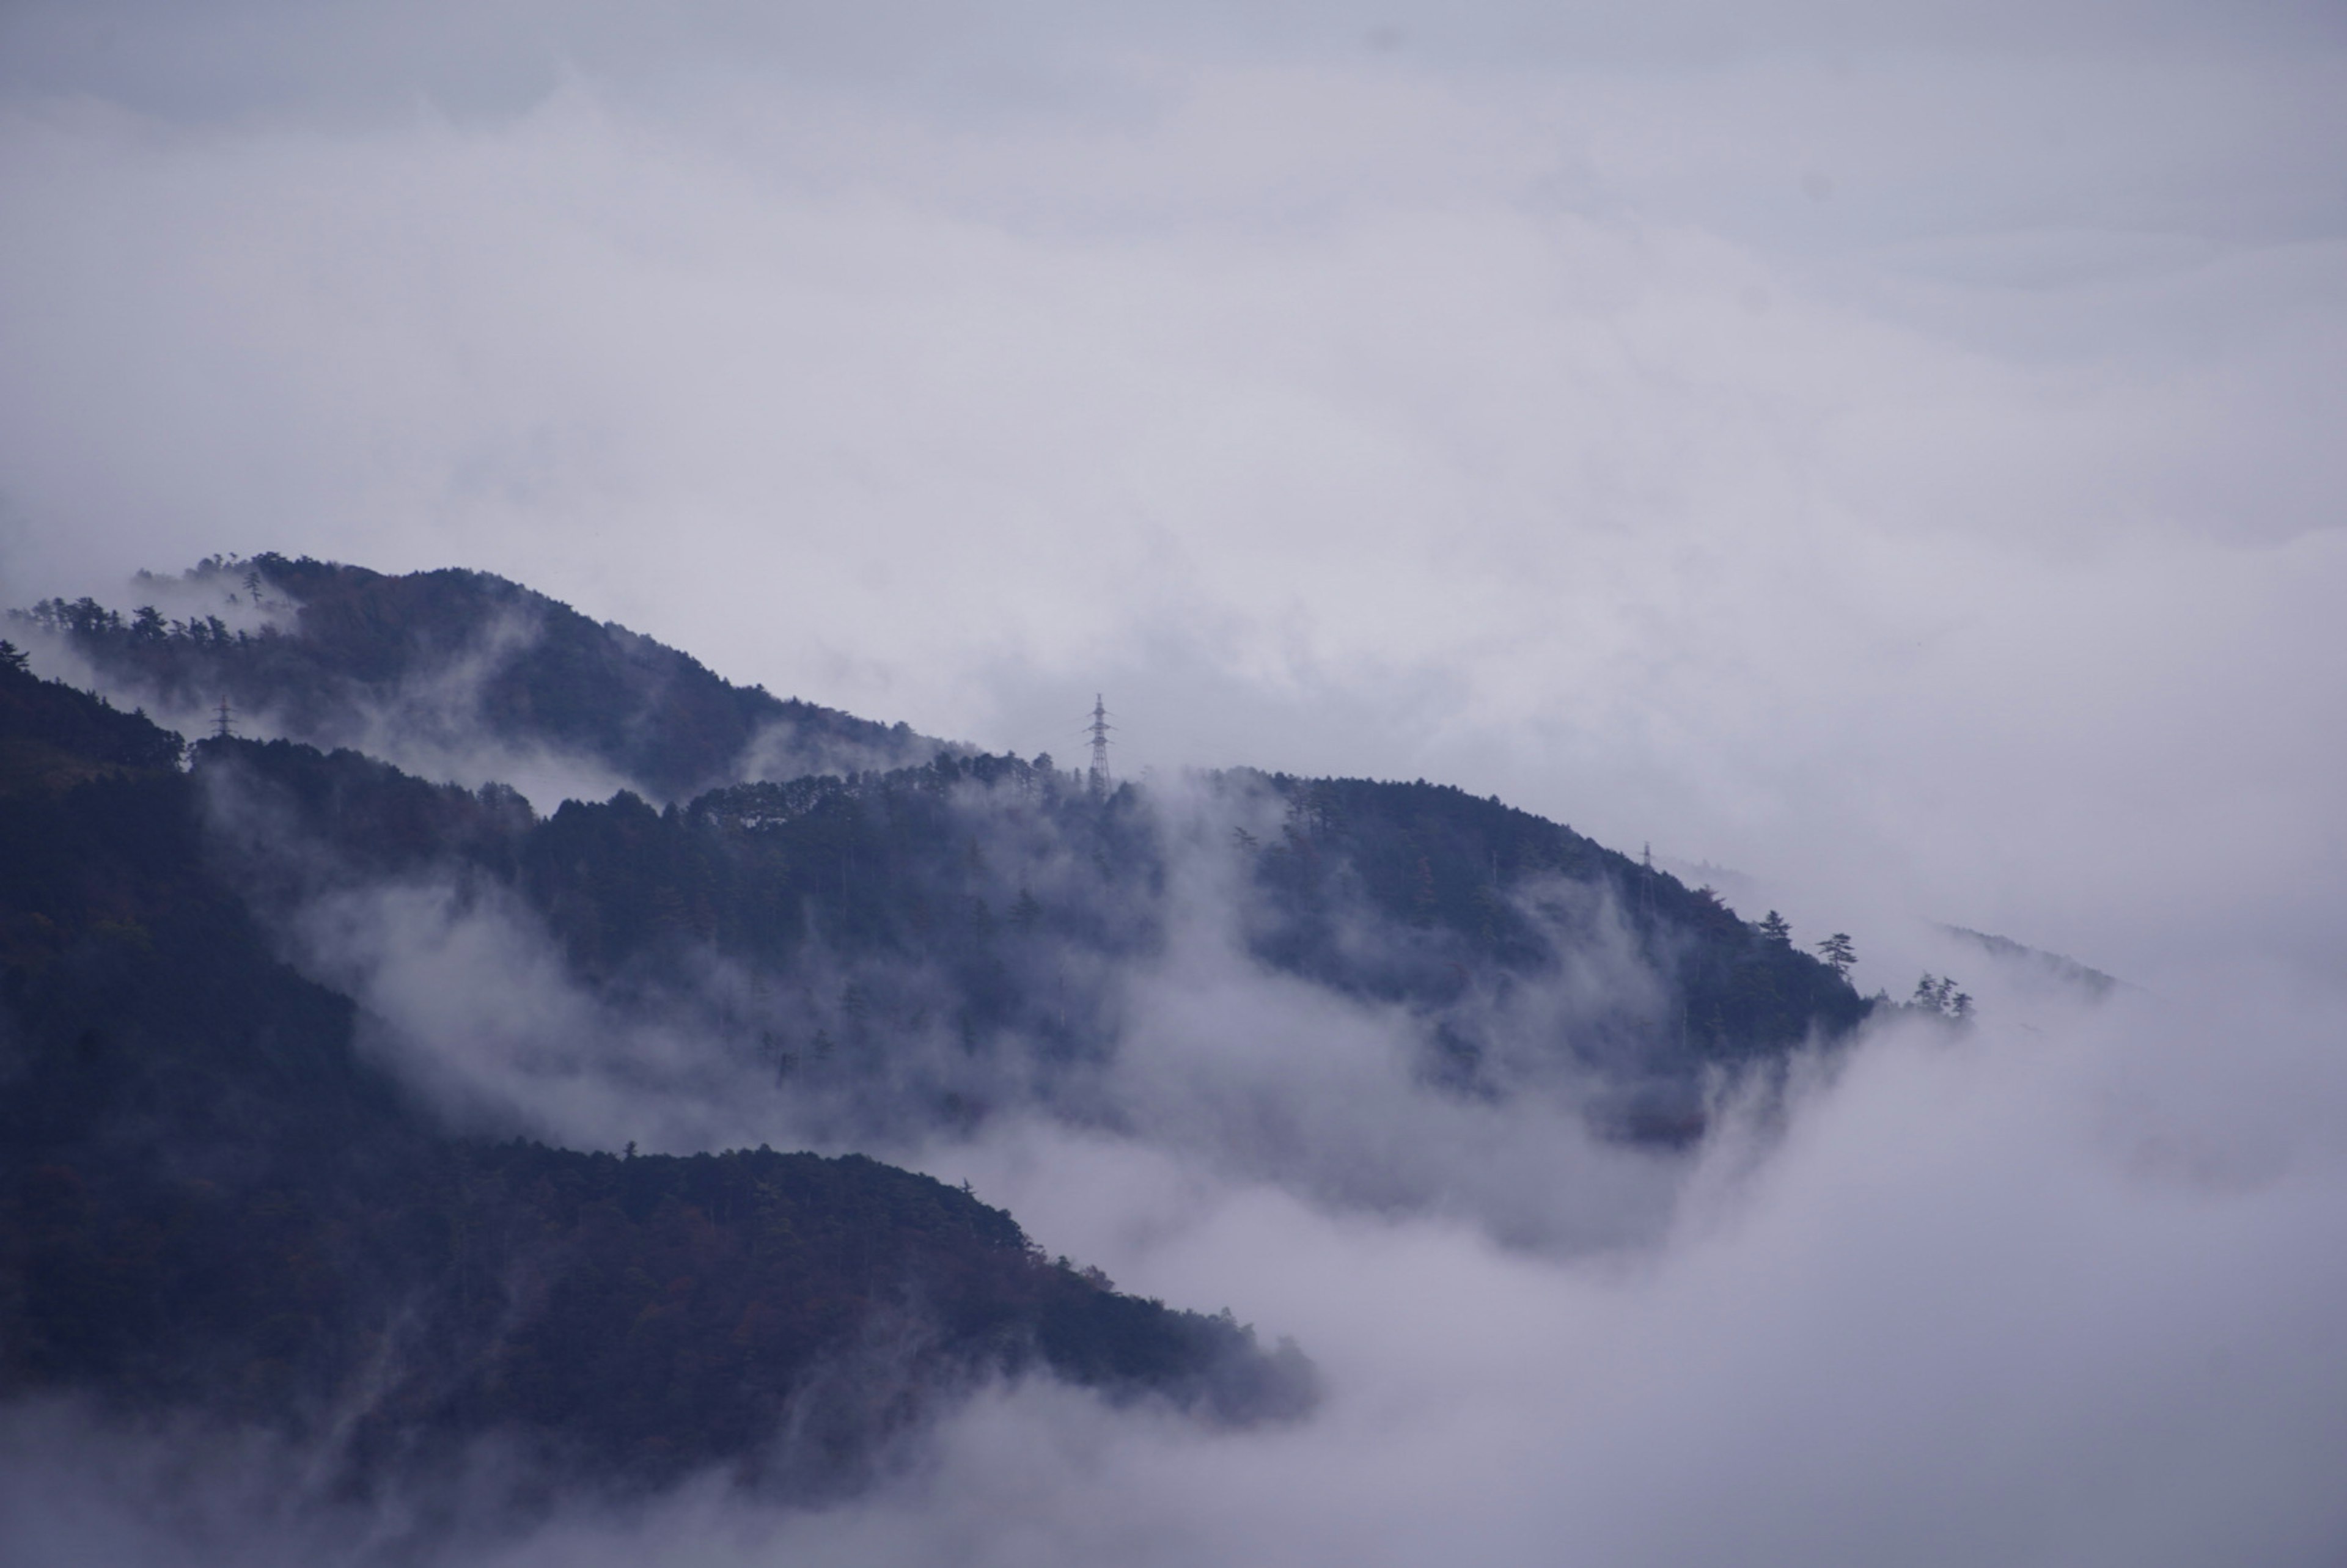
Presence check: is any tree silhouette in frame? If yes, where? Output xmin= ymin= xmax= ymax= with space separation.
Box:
xmin=1910 ymin=973 xmax=1972 ymax=1020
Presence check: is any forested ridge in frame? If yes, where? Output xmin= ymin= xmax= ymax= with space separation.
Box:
xmin=194 ymin=730 xmax=1868 ymax=1145
xmin=0 ymin=653 xmax=1309 ymax=1501
xmin=17 ymin=553 xmax=939 ymax=799
xmin=10 ymin=555 xmax=1874 ymax=1100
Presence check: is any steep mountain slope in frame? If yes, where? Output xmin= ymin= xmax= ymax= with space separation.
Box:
xmin=200 ymin=733 xmax=1867 ymax=1159
xmin=17 ymin=554 xmax=939 ymax=800
xmin=0 ymin=656 xmax=1307 ymax=1509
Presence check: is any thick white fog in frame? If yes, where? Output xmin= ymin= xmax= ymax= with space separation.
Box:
xmin=584 ymin=983 xmax=2347 ymax=1568
xmin=1 ymin=0 xmax=2343 ymax=1561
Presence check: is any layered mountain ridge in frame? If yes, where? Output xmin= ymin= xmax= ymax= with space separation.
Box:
xmin=2 ymin=555 xmax=1879 ymax=1520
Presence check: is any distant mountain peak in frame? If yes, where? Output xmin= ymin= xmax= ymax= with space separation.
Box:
xmin=1939 ymin=924 xmax=2122 ymax=998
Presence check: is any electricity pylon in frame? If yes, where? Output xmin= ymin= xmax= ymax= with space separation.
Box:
xmin=1087 ymin=694 xmax=1112 ymax=796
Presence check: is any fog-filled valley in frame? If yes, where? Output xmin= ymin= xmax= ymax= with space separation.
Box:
xmin=4 ymin=1 xmax=2345 ymax=1561
xmin=6 ymin=560 xmax=2343 ymax=1565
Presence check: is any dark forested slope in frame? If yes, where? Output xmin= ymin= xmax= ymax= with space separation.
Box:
xmin=16 ymin=554 xmax=938 ymax=799
xmin=196 ymin=732 xmax=1868 ymax=1154
xmin=7 ymin=556 xmax=1879 ymax=1094
xmin=12 ymin=555 xmax=1874 ymax=1140
xmin=0 ymin=655 xmax=1306 ymax=1501
xmin=1242 ymin=774 xmax=1867 ymax=1069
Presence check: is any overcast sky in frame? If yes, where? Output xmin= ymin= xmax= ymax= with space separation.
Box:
xmin=2 ymin=0 xmax=2343 ymax=986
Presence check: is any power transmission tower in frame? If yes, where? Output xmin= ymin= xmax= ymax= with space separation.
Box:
xmin=212 ymin=697 xmax=237 ymax=740
xmin=1086 ymin=694 xmax=1112 ymax=796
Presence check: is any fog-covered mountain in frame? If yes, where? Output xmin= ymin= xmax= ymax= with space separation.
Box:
xmin=1939 ymin=925 xmax=2121 ymax=1001
xmin=2 ymin=560 xmax=1880 ymax=1548
xmin=7 ymin=2 xmax=2338 ymax=1552
xmin=16 ymin=554 xmax=941 ymax=804
xmin=18 ymin=560 xmax=1874 ymax=1145
xmin=0 ymin=650 xmax=1307 ymax=1537
xmin=225 ymin=746 xmax=1861 ymax=1147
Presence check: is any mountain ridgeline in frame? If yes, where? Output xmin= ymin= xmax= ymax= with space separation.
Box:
xmin=200 ymin=735 xmax=1864 ymax=1151
xmin=18 ymin=553 xmax=940 ymax=799
xmin=20 ymin=559 xmax=1868 ymax=1113
xmin=1 ymin=558 xmax=1876 ymax=1511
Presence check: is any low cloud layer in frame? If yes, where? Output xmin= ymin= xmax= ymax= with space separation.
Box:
xmin=858 ymin=980 xmax=2347 ymax=1568
xmin=9 ymin=969 xmax=2344 ymax=1565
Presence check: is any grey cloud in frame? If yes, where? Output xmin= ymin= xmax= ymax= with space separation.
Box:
xmin=5 ymin=0 xmax=2342 ymax=130
xmin=6 ymin=37 xmax=2336 ymax=997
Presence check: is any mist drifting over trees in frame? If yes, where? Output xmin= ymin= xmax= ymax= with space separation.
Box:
xmin=2 ymin=0 xmax=2345 ymax=1558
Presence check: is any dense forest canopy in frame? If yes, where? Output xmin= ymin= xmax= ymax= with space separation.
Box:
xmin=191 ymin=728 xmax=1869 ymax=1152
